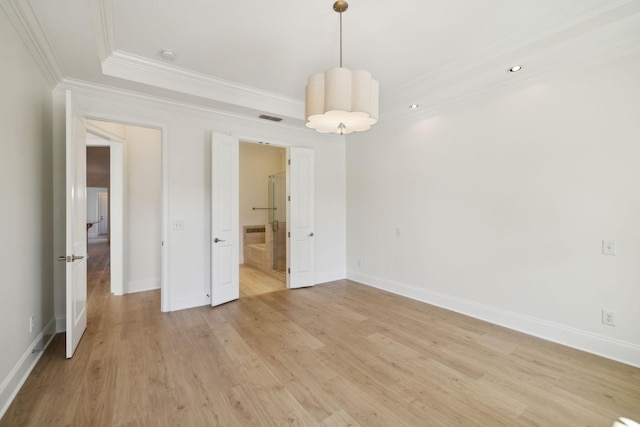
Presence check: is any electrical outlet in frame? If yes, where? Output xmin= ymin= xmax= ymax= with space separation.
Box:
xmin=395 ymin=227 xmax=401 ymax=237
xmin=602 ymin=309 xmax=616 ymax=326
xmin=357 ymin=259 xmax=362 ymax=268
xmin=29 ymin=316 xmax=34 ymax=333
xmin=173 ymin=220 xmax=185 ymax=231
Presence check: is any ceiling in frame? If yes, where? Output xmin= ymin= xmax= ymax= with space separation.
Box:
xmin=11 ymin=0 xmax=640 ymax=129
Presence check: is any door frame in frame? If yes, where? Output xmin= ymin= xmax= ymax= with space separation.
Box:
xmin=238 ymin=139 xmax=288 ymax=284
xmin=232 ymin=133 xmax=316 ymax=290
xmin=84 ymin=114 xmax=170 ymax=312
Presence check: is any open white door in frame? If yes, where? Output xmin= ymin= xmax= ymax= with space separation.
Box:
xmin=64 ymin=91 xmax=88 ymax=358
xmin=211 ymin=132 xmax=239 ymax=306
xmin=288 ymin=147 xmax=315 ymax=289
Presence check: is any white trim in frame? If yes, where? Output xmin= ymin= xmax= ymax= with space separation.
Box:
xmin=315 ymin=269 xmax=347 ymax=286
xmin=80 ymin=114 xmax=170 ymax=312
xmin=55 ymin=315 xmax=66 ymax=333
xmin=0 ymin=0 xmax=63 ymax=86
xmin=0 ymin=318 xmax=56 ymax=420
xmin=160 ymin=120 xmax=170 ymax=312
xmin=232 ymin=131 xmax=343 ymax=147
xmin=109 ymin=141 xmax=124 ymax=296
xmin=83 ymin=122 xmax=126 ymax=296
xmin=126 ymin=277 xmax=160 ymax=294
xmin=376 ymin=31 xmax=640 ymax=131
xmin=89 ymin=0 xmax=115 ymax=64
xmin=86 ymin=122 xmax=125 ymax=144
xmin=372 ymin=1 xmax=640 ymax=132
xmin=347 ymin=270 xmax=640 ymax=368
xmin=57 ymin=78 xmax=315 ymax=138
xmin=102 ymin=50 xmax=304 ymax=121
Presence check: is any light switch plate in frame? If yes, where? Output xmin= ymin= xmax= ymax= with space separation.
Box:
xmin=173 ymin=220 xmax=185 ymax=231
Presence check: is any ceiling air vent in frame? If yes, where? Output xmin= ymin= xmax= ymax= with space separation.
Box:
xmin=259 ymin=114 xmax=283 ymax=122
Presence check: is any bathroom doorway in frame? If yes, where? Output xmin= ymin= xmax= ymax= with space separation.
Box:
xmin=239 ymin=141 xmax=287 ymax=297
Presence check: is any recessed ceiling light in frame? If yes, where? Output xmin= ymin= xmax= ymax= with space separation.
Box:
xmin=508 ymin=65 xmax=523 ymax=73
xmin=160 ymin=49 xmax=176 ymax=61
xmin=410 ymin=104 xmax=419 ymax=109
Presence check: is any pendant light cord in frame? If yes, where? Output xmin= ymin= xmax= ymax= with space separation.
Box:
xmin=339 ymin=10 xmax=343 ymax=67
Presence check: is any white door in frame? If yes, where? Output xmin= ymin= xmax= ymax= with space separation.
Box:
xmin=210 ymin=132 xmax=239 ymax=306
xmin=64 ymin=91 xmax=88 ymax=358
xmin=288 ymin=147 xmax=315 ymax=288
xmin=98 ymin=192 xmax=108 ymax=235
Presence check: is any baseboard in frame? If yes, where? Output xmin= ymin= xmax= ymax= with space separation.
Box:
xmin=315 ymin=268 xmax=347 ymax=286
xmin=347 ymin=270 xmax=640 ymax=368
xmin=126 ymin=277 xmax=160 ymax=294
xmin=0 ymin=317 xmax=57 ymax=420
xmin=55 ymin=314 xmax=65 ymax=333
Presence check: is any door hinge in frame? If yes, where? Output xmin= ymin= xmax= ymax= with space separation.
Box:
xmin=288 ymin=195 xmax=291 ymax=201
xmin=288 ymin=232 xmax=290 ymax=238
xmin=288 ymin=268 xmax=290 ymax=274
xmin=288 ymin=159 xmax=291 ymax=165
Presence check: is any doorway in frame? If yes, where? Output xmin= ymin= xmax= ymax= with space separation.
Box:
xmin=238 ymin=141 xmax=287 ymax=297
xmin=85 ymin=119 xmax=163 ymax=301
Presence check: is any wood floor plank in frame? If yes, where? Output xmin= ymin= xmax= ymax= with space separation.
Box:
xmin=1 ymin=239 xmax=639 ymax=426
xmin=240 ymin=264 xmax=286 ymax=297
xmin=320 ymin=409 xmax=362 ymax=427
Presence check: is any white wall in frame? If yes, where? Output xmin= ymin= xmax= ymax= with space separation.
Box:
xmin=52 ymin=85 xmax=347 ymax=314
xmin=0 ymin=7 xmax=55 ymax=417
xmin=347 ymin=54 xmax=640 ymax=366
xmin=124 ymin=125 xmax=162 ymax=293
xmin=239 ymin=142 xmax=285 ymax=262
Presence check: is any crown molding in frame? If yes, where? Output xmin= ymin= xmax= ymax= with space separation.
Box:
xmin=1 ymin=0 xmax=64 ymax=87
xmin=55 ymin=78 xmax=339 ymax=143
xmin=89 ymin=0 xmax=115 ymax=64
xmin=384 ymin=0 xmax=636 ymax=106
xmin=9 ymin=0 xmax=638 ymax=138
xmin=90 ymin=1 xmax=305 ymax=121
xmin=101 ymin=50 xmax=305 ymax=121
xmin=90 ymin=0 xmax=638 ymax=135
xmin=374 ymin=1 xmax=640 ymax=133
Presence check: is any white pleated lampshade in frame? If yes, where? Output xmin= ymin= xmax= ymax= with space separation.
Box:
xmin=305 ymin=67 xmax=379 ymax=135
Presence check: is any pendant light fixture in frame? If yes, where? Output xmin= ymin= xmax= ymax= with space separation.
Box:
xmin=305 ymin=1 xmax=379 ymax=135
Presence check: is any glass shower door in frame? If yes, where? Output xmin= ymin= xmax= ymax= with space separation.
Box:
xmin=269 ymin=172 xmax=286 ymax=273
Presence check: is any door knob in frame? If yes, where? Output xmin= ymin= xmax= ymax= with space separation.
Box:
xmin=308 ymin=232 xmax=314 ymax=237
xmin=214 ymin=238 xmax=225 ymax=243
xmin=57 ymin=256 xmax=68 ymax=262
xmin=72 ymin=255 xmax=84 ymax=261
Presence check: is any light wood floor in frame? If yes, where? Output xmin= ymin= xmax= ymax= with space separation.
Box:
xmin=240 ymin=264 xmax=286 ymax=297
xmin=2 ymin=243 xmax=639 ymax=426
